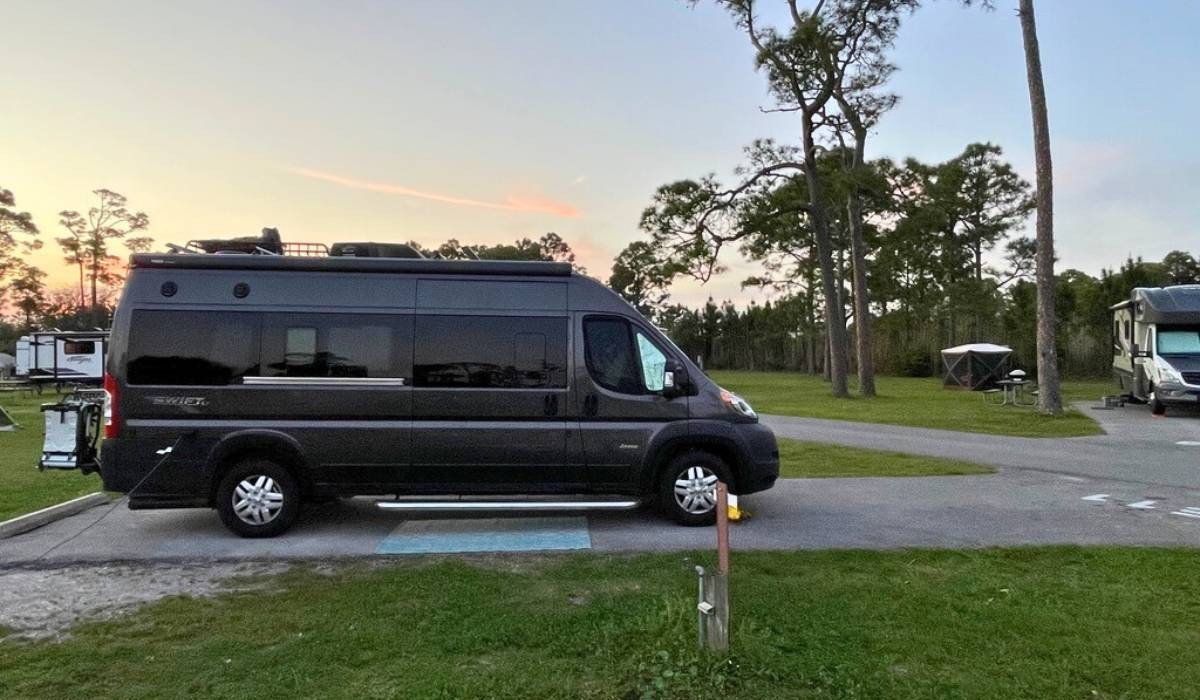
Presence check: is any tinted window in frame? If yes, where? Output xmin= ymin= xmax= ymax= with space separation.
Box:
xmin=414 ymin=315 xmax=567 ymax=388
xmin=128 ymin=311 xmax=260 ymax=385
xmin=63 ymin=340 xmax=95 ymax=355
xmin=583 ymin=317 xmax=642 ymax=394
xmin=261 ymin=314 xmax=409 ymax=378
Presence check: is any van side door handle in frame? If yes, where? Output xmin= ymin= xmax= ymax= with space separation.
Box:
xmin=543 ymin=394 xmax=559 ymax=417
xmin=583 ymin=393 xmax=598 ymax=417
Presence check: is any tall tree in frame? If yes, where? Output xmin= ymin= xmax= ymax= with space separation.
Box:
xmin=58 ymin=189 xmax=150 ymax=313
xmin=0 ymin=186 xmax=42 ymax=298
xmin=711 ymin=0 xmax=853 ymax=396
xmin=1018 ymin=0 xmax=1061 ymax=413
xmin=827 ymin=0 xmax=917 ymax=396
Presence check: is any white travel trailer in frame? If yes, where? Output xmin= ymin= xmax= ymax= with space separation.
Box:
xmin=15 ymin=331 xmax=109 ymax=386
xmin=1112 ymin=285 xmax=1200 ymax=415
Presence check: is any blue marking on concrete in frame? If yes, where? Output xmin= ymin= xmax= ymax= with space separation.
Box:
xmin=376 ymin=516 xmax=591 ymax=554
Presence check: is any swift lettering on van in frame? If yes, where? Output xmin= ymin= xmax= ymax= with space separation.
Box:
xmin=146 ymin=396 xmax=209 ymax=407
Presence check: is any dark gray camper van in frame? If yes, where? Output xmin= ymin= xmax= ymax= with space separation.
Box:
xmin=98 ymin=253 xmax=779 ymax=536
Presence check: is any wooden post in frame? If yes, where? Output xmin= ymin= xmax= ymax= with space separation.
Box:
xmin=709 ymin=482 xmax=732 ymax=652
xmin=716 ymin=482 xmax=730 ymax=575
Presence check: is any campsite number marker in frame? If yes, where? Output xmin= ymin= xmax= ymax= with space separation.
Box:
xmin=1081 ymin=494 xmax=1110 ymax=503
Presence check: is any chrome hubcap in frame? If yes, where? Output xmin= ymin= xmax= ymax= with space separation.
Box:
xmin=233 ymin=475 xmax=284 ymax=525
xmin=673 ymin=466 xmax=718 ymax=515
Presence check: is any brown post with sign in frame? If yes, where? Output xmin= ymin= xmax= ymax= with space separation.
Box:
xmin=694 ymin=481 xmax=731 ymax=652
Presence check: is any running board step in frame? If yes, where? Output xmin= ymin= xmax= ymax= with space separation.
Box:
xmin=377 ymin=498 xmax=641 ymax=512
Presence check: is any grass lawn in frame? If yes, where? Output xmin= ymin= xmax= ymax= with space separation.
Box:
xmin=0 ymin=392 xmax=101 ymax=522
xmin=712 ymin=371 xmax=1110 ymax=438
xmin=2 ymin=547 xmax=1198 ymax=698
xmin=778 ymin=438 xmax=993 ymax=478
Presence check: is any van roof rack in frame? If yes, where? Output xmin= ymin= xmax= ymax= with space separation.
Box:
xmin=130 ymin=253 xmax=573 ymax=277
xmin=147 ymin=228 xmax=570 ymax=276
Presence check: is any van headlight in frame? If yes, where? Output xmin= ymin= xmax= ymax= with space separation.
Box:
xmin=720 ymin=388 xmax=757 ymax=420
xmin=1155 ymin=356 xmax=1184 ymax=385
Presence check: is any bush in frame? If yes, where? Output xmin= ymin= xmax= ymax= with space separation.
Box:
xmin=893 ymin=350 xmax=935 ymax=377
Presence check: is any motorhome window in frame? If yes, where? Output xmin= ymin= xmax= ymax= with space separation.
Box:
xmin=63 ymin=340 xmax=95 ymax=355
xmin=127 ymin=311 xmax=260 ymax=385
xmin=1158 ymin=329 xmax=1200 ymax=355
xmin=413 ymin=315 xmax=567 ymax=388
xmin=261 ymin=314 xmax=407 ymax=378
xmin=636 ymin=331 xmax=667 ymax=391
xmin=583 ymin=317 xmax=642 ymax=394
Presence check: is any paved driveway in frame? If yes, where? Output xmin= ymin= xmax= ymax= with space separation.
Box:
xmin=3 ymin=402 xmax=1198 ymax=566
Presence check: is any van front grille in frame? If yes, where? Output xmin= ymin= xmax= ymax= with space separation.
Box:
xmin=1182 ymin=371 xmax=1200 ymax=386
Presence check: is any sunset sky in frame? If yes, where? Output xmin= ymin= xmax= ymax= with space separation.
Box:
xmin=6 ymin=0 xmax=1199 ymax=307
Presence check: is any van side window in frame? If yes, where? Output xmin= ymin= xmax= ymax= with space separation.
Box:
xmin=127 ymin=311 xmax=261 ymax=385
xmin=413 ymin=315 xmax=567 ymax=388
xmin=636 ymin=331 xmax=667 ymax=391
xmin=583 ymin=317 xmax=643 ymax=394
xmin=261 ymin=314 xmax=408 ymax=378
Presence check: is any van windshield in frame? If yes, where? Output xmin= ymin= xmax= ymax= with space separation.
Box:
xmin=1158 ymin=329 xmax=1200 ymax=355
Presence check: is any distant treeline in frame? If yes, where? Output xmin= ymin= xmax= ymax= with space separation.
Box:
xmin=654 ymin=252 xmax=1200 ymax=379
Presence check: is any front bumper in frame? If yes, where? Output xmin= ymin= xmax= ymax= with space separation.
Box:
xmin=1156 ymin=383 xmax=1200 ymax=404
xmin=735 ymin=422 xmax=780 ymax=495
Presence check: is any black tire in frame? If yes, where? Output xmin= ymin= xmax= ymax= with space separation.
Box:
xmin=658 ymin=450 xmax=733 ymax=527
xmin=215 ymin=459 xmax=301 ymax=538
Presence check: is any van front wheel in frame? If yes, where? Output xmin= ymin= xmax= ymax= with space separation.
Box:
xmin=216 ymin=459 xmax=301 ymax=538
xmin=659 ymin=451 xmax=732 ymax=527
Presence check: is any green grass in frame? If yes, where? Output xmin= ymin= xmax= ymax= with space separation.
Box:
xmin=712 ymin=371 xmax=1109 ymax=438
xmin=778 ymin=438 xmax=993 ymax=478
xmin=2 ymin=547 xmax=1199 ymax=698
xmin=0 ymin=392 xmax=101 ymax=522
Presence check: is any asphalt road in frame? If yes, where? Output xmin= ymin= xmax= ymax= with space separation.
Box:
xmin=2 ymin=402 xmax=1198 ymax=566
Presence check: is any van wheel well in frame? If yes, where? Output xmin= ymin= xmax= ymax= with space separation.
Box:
xmin=651 ymin=442 xmax=740 ymax=493
xmin=209 ymin=448 xmax=311 ymax=506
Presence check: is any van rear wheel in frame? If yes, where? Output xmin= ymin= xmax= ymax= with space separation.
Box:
xmin=658 ymin=451 xmax=732 ymax=527
xmin=216 ymin=459 xmax=301 ymax=538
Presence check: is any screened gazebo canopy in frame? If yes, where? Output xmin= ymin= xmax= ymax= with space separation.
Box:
xmin=941 ymin=343 xmax=1012 ymax=390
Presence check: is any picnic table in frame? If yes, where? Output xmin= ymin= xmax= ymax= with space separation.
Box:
xmin=995 ymin=378 xmax=1034 ymax=406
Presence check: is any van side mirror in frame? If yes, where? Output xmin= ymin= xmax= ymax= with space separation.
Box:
xmin=661 ymin=360 xmax=688 ymax=399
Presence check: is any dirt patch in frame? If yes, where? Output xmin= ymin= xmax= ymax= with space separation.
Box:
xmin=0 ymin=561 xmax=291 ymax=641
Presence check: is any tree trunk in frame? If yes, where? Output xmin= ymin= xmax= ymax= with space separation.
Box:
xmin=90 ymin=238 xmax=100 ymax=311
xmin=1019 ymin=0 xmax=1063 ymax=414
xmin=77 ymin=261 xmax=85 ymax=310
xmin=846 ymin=131 xmax=877 ymax=397
xmin=801 ymin=117 xmax=850 ymax=396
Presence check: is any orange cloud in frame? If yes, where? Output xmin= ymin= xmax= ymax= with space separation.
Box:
xmin=292 ymin=167 xmax=581 ymax=219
